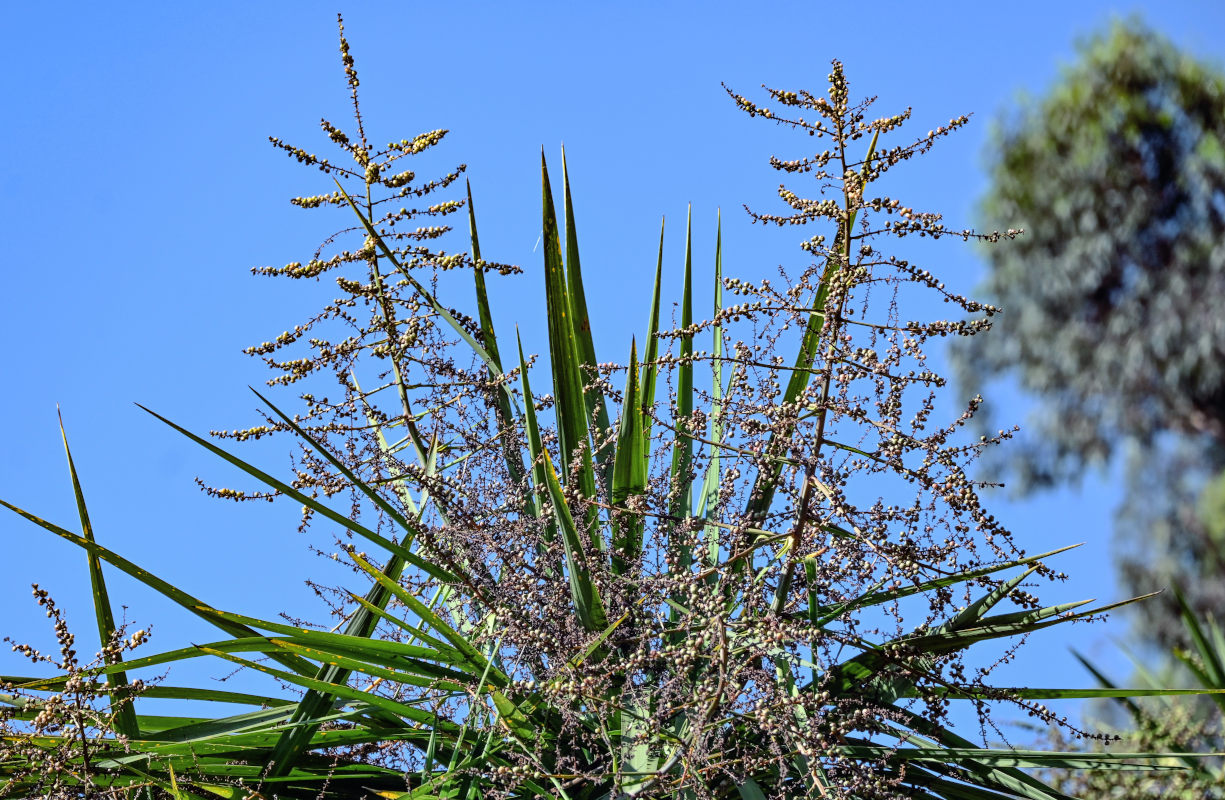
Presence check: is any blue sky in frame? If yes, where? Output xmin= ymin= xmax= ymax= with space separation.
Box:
xmin=3 ymin=1 xmax=1223 ymax=738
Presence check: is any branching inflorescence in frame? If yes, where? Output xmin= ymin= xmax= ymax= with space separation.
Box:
xmin=0 ymin=587 xmax=149 ymax=800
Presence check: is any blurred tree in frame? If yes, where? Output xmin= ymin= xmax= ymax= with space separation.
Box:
xmin=954 ymin=18 xmax=1225 ymax=648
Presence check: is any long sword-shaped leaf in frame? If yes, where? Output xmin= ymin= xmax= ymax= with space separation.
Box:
xmin=135 ymin=399 xmax=452 ymax=777
xmin=833 ymin=743 xmax=1212 ymax=770
xmin=828 ymin=595 xmax=1153 ymax=696
xmin=610 ymin=339 xmax=646 ymax=577
xmin=665 ymin=211 xmax=696 ymax=636
xmin=735 ymin=777 xmax=768 ymax=800
xmin=899 ymin=765 xmax=1064 ymax=800
xmin=515 ymin=330 xmax=558 ymax=550
xmin=638 ymin=218 xmax=666 ymax=448
xmin=260 ymin=639 xmax=470 ymax=693
xmin=915 ymin=684 xmax=1225 ymax=701
xmin=0 ymin=676 xmax=291 ymax=709
xmin=252 ymin=389 xmax=419 ymax=537
xmin=57 ymin=411 xmax=138 ymax=738
xmin=1174 ymin=585 xmax=1225 ymax=703
xmin=827 ymin=601 xmax=1097 ymax=694
xmin=0 ymin=500 xmax=313 ymax=676
xmin=1072 ymin=646 xmax=1218 ymax=774
xmin=883 ymin=706 xmax=1077 ymax=800
xmin=467 ymin=179 xmax=504 ymax=374
xmin=561 ymin=150 xmax=614 ymax=491
xmin=346 ymin=551 xmax=504 ymax=681
xmin=468 ymin=179 xmax=532 ymax=508
xmin=517 ymin=334 xmax=608 ymax=632
xmin=136 ymin=404 xmax=461 ymax=586
xmin=345 ymin=589 xmax=462 ymax=655
xmin=942 ymin=566 xmax=1039 ymax=633
xmin=80 ymin=636 xmax=323 ymax=677
xmin=827 ymin=544 xmax=1082 ymax=617
xmin=250 ymin=388 xmax=490 ymax=601
xmin=541 ymin=154 xmax=594 ymax=492
xmin=667 ymin=207 xmax=695 ymax=564
xmin=698 ymin=212 xmax=725 ymax=572
xmin=225 ymin=617 xmax=426 ymax=775
xmin=178 ymin=610 xmax=474 ymax=678
xmin=541 ymin=154 xmax=603 ymax=569
xmin=351 ymin=373 xmax=422 ymax=525
xmin=194 ymin=648 xmax=463 ymax=734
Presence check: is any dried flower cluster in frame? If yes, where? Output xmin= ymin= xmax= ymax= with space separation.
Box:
xmin=0 ymin=587 xmax=148 ymax=799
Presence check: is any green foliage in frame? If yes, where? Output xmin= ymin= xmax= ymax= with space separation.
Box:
xmin=4 ymin=17 xmax=1222 ymax=800
xmin=952 ymin=18 xmax=1225 ymax=645
xmin=1198 ymin=469 xmax=1225 ymax=548
xmin=1043 ymin=592 xmax=1225 ymax=798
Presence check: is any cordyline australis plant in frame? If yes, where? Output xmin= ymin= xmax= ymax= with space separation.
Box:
xmin=3 ymin=20 xmax=1219 ymax=800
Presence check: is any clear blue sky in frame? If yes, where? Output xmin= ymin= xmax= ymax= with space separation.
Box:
xmin=3 ymin=1 xmax=1223 ymax=739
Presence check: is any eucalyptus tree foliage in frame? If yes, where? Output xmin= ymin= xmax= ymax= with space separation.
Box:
xmin=952 ymin=19 xmax=1225 ymax=645
xmin=4 ymin=17 xmax=1220 ymax=800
